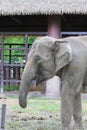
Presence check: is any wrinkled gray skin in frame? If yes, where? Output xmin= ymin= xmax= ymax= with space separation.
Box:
xmin=19 ymin=36 xmax=87 ymax=130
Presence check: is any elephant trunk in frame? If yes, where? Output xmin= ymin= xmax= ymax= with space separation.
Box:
xmin=19 ymin=59 xmax=36 ymax=108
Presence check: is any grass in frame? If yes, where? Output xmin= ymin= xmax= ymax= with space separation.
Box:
xmin=10 ymin=98 xmax=60 ymax=114
xmin=0 ymin=97 xmax=87 ymax=130
xmin=0 ymin=97 xmax=61 ymax=130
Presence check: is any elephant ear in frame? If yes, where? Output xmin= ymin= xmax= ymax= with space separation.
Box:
xmin=54 ymin=41 xmax=72 ymax=73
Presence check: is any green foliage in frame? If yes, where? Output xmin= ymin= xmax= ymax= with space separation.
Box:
xmin=4 ymin=85 xmax=19 ymax=91
xmin=3 ymin=36 xmax=36 ymax=44
xmin=28 ymin=36 xmax=36 ymax=44
xmin=4 ymin=36 xmax=25 ymax=44
xmin=2 ymin=36 xmax=37 ymax=63
xmin=3 ymin=85 xmax=8 ymax=91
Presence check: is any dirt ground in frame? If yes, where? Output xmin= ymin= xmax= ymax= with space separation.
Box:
xmin=4 ymin=90 xmax=87 ymax=99
xmin=0 ymin=92 xmax=61 ymax=130
xmin=0 ymin=91 xmax=87 ymax=130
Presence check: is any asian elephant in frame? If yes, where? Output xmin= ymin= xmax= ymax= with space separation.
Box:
xmin=19 ymin=36 xmax=87 ymax=130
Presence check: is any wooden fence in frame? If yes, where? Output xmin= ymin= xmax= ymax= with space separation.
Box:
xmin=0 ymin=31 xmax=87 ymax=91
xmin=0 ymin=32 xmax=46 ymax=91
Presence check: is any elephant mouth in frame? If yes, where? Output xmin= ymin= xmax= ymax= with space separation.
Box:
xmin=33 ymin=66 xmax=54 ymax=86
xmin=33 ymin=74 xmax=45 ymax=86
xmin=33 ymin=73 xmax=54 ymax=86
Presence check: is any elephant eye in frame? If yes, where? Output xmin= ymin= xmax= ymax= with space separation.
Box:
xmin=34 ymin=55 xmax=40 ymax=61
xmin=34 ymin=55 xmax=42 ymax=64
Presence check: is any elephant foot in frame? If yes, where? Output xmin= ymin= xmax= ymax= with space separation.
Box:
xmin=73 ymin=123 xmax=84 ymax=130
xmin=62 ymin=125 xmax=73 ymax=130
xmin=62 ymin=128 xmax=73 ymax=130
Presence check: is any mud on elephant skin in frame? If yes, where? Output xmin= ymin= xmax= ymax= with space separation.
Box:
xmin=19 ymin=36 xmax=87 ymax=130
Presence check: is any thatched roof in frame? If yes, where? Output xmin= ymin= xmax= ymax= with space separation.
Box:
xmin=0 ymin=0 xmax=87 ymax=16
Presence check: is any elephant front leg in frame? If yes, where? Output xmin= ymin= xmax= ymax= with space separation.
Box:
xmin=61 ymin=86 xmax=74 ymax=130
xmin=73 ymin=93 xmax=84 ymax=130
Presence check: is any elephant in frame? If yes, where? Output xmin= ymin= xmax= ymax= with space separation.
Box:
xmin=19 ymin=36 xmax=87 ymax=130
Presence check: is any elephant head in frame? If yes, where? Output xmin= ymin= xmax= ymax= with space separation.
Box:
xmin=19 ymin=36 xmax=72 ymax=108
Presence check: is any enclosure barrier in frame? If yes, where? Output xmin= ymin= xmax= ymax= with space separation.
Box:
xmin=0 ymin=104 xmax=6 ymax=130
xmin=0 ymin=31 xmax=87 ymax=91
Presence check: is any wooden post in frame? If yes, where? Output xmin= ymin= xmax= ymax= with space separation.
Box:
xmin=0 ymin=34 xmax=4 ymax=94
xmin=46 ymin=15 xmax=61 ymax=98
xmin=48 ymin=15 xmax=61 ymax=38
xmin=1 ymin=104 xmax=6 ymax=129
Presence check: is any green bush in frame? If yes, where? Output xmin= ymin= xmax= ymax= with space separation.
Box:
xmin=4 ymin=85 xmax=19 ymax=91
xmin=3 ymin=36 xmax=37 ymax=63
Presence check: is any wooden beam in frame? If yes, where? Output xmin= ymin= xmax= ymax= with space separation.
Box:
xmin=48 ymin=15 xmax=61 ymax=38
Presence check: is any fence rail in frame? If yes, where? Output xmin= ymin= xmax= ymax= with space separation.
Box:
xmin=0 ymin=32 xmax=46 ymax=91
xmin=0 ymin=31 xmax=87 ymax=91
